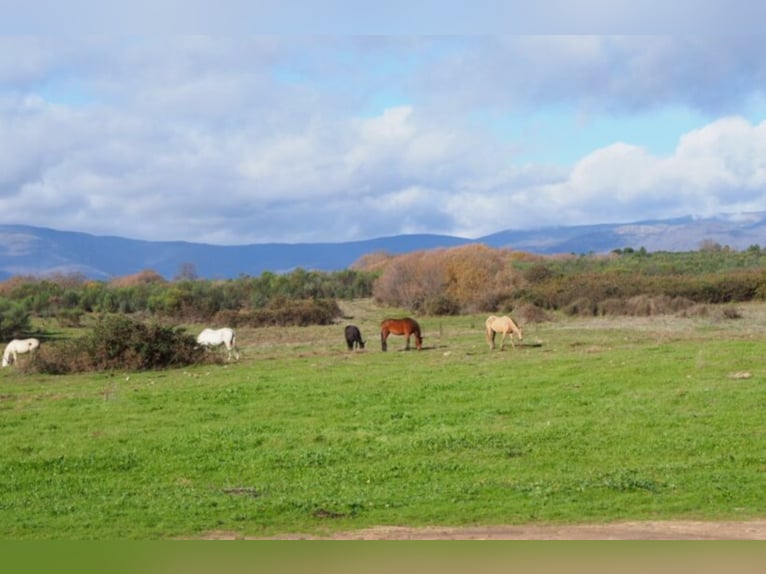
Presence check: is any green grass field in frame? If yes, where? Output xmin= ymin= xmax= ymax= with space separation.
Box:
xmin=1 ymin=300 xmax=764 ymax=539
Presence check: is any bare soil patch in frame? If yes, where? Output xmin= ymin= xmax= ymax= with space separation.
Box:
xmin=202 ymin=520 xmax=766 ymax=540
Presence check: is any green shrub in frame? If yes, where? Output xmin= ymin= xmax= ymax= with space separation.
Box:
xmin=422 ymin=295 xmax=461 ymax=316
xmin=256 ymin=298 xmax=342 ymax=326
xmin=512 ymin=302 xmax=552 ymax=323
xmin=597 ymin=295 xmax=696 ymax=317
xmin=563 ymin=297 xmax=596 ymax=317
xmin=214 ymin=298 xmax=342 ymax=327
xmin=25 ymin=315 xmax=210 ymax=374
xmin=0 ymin=298 xmax=31 ymax=338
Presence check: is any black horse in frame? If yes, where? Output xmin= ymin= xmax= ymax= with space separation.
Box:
xmin=344 ymin=325 xmax=365 ymax=350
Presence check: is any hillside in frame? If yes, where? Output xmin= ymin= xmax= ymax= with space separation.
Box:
xmin=2 ymin=212 xmax=766 ymax=280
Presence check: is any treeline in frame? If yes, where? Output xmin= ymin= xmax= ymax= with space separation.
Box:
xmin=3 ymin=242 xmax=766 ymax=340
xmin=0 ymin=268 xmax=376 ymax=337
xmin=359 ymin=243 xmax=766 ymax=317
xmin=513 ymin=246 xmax=766 ymax=315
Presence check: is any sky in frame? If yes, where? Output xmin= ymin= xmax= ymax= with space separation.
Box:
xmin=3 ymin=3 xmax=766 ymax=245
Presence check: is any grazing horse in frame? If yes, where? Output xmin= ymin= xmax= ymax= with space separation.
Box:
xmin=2 ymin=338 xmax=40 ymax=367
xmin=344 ymin=325 xmax=365 ymax=350
xmin=380 ymin=317 xmax=423 ymax=351
xmin=485 ymin=315 xmax=523 ymax=350
xmin=196 ymin=327 xmax=240 ymax=360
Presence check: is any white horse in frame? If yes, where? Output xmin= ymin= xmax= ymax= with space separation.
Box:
xmin=196 ymin=327 xmax=240 ymax=360
xmin=2 ymin=338 xmax=41 ymax=367
xmin=485 ymin=315 xmax=523 ymax=350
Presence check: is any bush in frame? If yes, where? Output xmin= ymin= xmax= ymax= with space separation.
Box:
xmin=563 ymin=297 xmax=596 ymax=317
xmin=676 ymin=304 xmax=740 ymax=321
xmin=722 ymin=306 xmax=743 ymax=320
xmin=513 ymin=303 xmax=552 ymax=323
xmin=0 ymin=298 xmax=31 ymax=338
xmin=523 ymin=263 xmax=557 ymax=283
xmin=596 ymin=298 xmax=628 ymax=316
xmin=214 ymin=298 xmax=342 ymax=327
xmin=56 ymin=308 xmax=84 ymax=327
xmin=677 ymin=304 xmax=711 ymax=318
xmin=255 ymin=298 xmax=342 ymax=326
xmin=422 ymin=295 xmax=461 ymax=316
xmin=596 ymin=295 xmax=696 ymax=317
xmin=25 ymin=315 xmax=210 ymax=374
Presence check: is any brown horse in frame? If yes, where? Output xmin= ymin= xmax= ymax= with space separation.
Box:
xmin=380 ymin=317 xmax=423 ymax=351
xmin=485 ymin=315 xmax=523 ymax=350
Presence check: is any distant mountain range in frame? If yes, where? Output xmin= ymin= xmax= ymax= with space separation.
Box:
xmin=2 ymin=212 xmax=766 ymax=280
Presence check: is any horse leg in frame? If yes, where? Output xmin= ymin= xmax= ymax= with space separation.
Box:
xmin=230 ymin=335 xmax=240 ymax=360
xmin=405 ymin=333 xmax=411 ymax=350
xmin=487 ymin=329 xmax=494 ymax=350
xmin=381 ymin=330 xmax=388 ymax=352
xmin=500 ymin=331 xmax=507 ymax=350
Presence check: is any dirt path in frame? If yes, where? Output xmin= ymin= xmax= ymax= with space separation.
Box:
xmin=325 ymin=521 xmax=766 ymax=540
xmin=205 ymin=520 xmax=766 ymax=540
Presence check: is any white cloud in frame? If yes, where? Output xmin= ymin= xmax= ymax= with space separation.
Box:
xmin=476 ymin=116 xmax=766 ymax=229
xmin=2 ymin=36 xmax=766 ymax=244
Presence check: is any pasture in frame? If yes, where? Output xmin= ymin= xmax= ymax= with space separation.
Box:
xmin=0 ymin=300 xmax=764 ymax=539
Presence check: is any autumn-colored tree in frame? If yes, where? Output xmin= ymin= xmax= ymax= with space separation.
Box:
xmin=373 ymin=244 xmax=525 ymax=313
xmin=351 ymin=251 xmax=395 ymax=273
xmin=443 ymin=244 xmax=521 ymax=312
xmin=0 ymin=275 xmax=36 ymax=296
xmin=109 ymin=269 xmax=167 ymax=288
xmin=372 ymin=249 xmax=447 ymax=311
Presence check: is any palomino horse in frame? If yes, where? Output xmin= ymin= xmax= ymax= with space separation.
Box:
xmin=196 ymin=327 xmax=240 ymax=360
xmin=380 ymin=317 xmax=423 ymax=351
xmin=2 ymin=338 xmax=40 ymax=367
xmin=485 ymin=315 xmax=523 ymax=350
